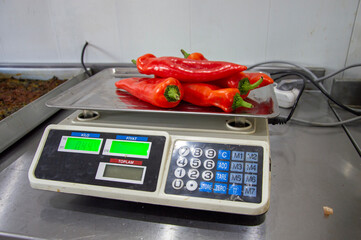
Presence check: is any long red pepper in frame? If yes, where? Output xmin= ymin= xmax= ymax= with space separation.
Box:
xmin=134 ymin=54 xmax=247 ymax=82
xmin=115 ymin=77 xmax=183 ymax=108
xmin=181 ymin=49 xmax=274 ymax=95
xmin=182 ymin=83 xmax=253 ymax=112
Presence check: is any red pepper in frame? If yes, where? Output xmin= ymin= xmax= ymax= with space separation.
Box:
xmin=115 ymin=77 xmax=183 ymax=108
xmin=213 ymin=74 xmax=265 ymax=98
xmin=180 ymin=49 xmax=207 ymax=60
xmin=133 ymin=54 xmax=247 ymax=82
xmin=214 ymin=71 xmax=273 ymax=89
xmin=182 ymin=83 xmax=253 ymax=113
xmin=181 ymin=49 xmax=274 ymax=96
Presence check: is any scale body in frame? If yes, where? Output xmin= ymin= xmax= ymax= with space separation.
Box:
xmin=28 ymin=68 xmax=277 ymax=215
xmin=29 ymin=111 xmax=270 ymax=215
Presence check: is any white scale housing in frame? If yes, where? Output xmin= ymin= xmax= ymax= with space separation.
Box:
xmin=29 ymin=110 xmax=271 ymax=215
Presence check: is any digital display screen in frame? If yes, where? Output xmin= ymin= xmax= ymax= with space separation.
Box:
xmin=103 ymin=164 xmax=144 ymax=181
xmin=108 ymin=140 xmax=151 ymax=157
xmin=58 ymin=136 xmax=103 ymax=154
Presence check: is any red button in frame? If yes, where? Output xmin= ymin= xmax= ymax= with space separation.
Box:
xmin=110 ymin=158 xmax=143 ymax=165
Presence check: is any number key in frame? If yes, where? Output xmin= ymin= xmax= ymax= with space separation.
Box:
xmin=176 ymin=157 xmax=188 ymax=167
xmin=188 ymin=169 xmax=200 ymax=179
xmin=202 ymin=170 xmax=214 ymax=181
xmin=190 ymin=158 xmax=201 ymax=168
xmin=174 ymin=168 xmax=186 ymax=178
xmin=204 ymin=159 xmax=215 ymax=170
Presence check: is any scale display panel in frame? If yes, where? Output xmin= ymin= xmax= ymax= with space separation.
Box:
xmin=33 ymin=128 xmax=166 ymax=192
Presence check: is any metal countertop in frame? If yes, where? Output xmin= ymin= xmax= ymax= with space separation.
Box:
xmin=0 ymin=91 xmax=360 ymax=240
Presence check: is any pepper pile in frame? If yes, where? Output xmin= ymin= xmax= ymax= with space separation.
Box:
xmin=115 ymin=50 xmax=274 ymax=113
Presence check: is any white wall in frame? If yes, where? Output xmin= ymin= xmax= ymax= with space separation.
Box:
xmin=0 ymin=0 xmax=360 ymax=78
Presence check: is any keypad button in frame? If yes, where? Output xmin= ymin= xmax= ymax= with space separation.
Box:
xmin=174 ymin=168 xmax=186 ymax=178
xmin=246 ymin=152 xmax=259 ymax=162
xmin=205 ymin=149 xmax=216 ymax=159
xmin=243 ymin=186 xmax=257 ymax=197
xmin=245 ymin=163 xmax=258 ymax=173
xmin=232 ymin=151 xmax=244 ymax=161
xmin=199 ymin=182 xmax=213 ymax=193
xmin=229 ymin=173 xmax=243 ymax=184
xmin=192 ymin=148 xmax=203 ymax=157
xmin=215 ymin=172 xmax=229 ymax=182
xmin=186 ymin=180 xmax=198 ymax=191
xmin=213 ymin=183 xmax=227 ymax=194
xmin=218 ymin=150 xmax=231 ymax=160
xmin=228 ymin=184 xmax=242 ymax=196
xmin=244 ymin=174 xmax=257 ymax=185
xmin=217 ymin=161 xmax=230 ymax=171
xmin=202 ymin=170 xmax=214 ymax=181
xmin=178 ymin=146 xmax=190 ymax=156
xmin=176 ymin=157 xmax=188 ymax=167
xmin=230 ymin=162 xmax=244 ymax=172
xmin=172 ymin=179 xmax=184 ymax=189
xmin=203 ymin=159 xmax=215 ymax=170
xmin=190 ymin=158 xmax=201 ymax=168
xmin=188 ymin=169 xmax=200 ymax=179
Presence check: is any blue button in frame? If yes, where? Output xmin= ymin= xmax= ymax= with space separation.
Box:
xmin=214 ymin=183 xmax=227 ymax=194
xmin=246 ymin=152 xmax=259 ymax=162
xmin=218 ymin=150 xmax=230 ymax=160
xmin=71 ymin=132 xmax=100 ymax=138
xmin=232 ymin=151 xmax=244 ymax=161
xmin=116 ymin=135 xmax=148 ymax=141
xmin=199 ymin=182 xmax=213 ymax=193
xmin=230 ymin=162 xmax=243 ymax=172
xmin=244 ymin=174 xmax=257 ymax=185
xmin=229 ymin=173 xmax=243 ymax=184
xmin=245 ymin=163 xmax=258 ymax=173
xmin=217 ymin=161 xmax=230 ymax=171
xmin=228 ymin=184 xmax=242 ymax=196
xmin=215 ymin=172 xmax=228 ymax=182
xmin=243 ymin=186 xmax=257 ymax=197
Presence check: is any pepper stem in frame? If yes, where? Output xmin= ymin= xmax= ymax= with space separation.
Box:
xmin=131 ymin=59 xmax=137 ymax=65
xmin=232 ymin=93 xmax=253 ymax=109
xmin=180 ymin=49 xmax=190 ymax=58
xmin=164 ymin=85 xmax=181 ymax=102
xmin=238 ymin=77 xmax=264 ymax=95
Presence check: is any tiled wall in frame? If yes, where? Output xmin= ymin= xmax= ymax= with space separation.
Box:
xmin=0 ymin=0 xmax=360 ymax=78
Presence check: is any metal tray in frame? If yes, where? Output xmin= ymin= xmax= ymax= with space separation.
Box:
xmin=0 ymin=67 xmax=88 ymax=153
xmin=47 ymin=68 xmax=280 ymax=118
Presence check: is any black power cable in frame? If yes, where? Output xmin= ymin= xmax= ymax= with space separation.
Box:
xmin=81 ymin=41 xmax=92 ymax=77
xmin=272 ymin=70 xmax=361 ymax=116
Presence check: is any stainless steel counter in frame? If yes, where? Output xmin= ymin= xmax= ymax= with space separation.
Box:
xmin=0 ymin=91 xmax=360 ymax=240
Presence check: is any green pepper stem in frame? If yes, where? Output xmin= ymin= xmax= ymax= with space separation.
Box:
xmin=131 ymin=59 xmax=137 ymax=65
xmin=238 ymin=77 xmax=264 ymax=95
xmin=164 ymin=85 xmax=181 ymax=102
xmin=180 ymin=49 xmax=190 ymax=58
xmin=232 ymin=93 xmax=253 ymax=109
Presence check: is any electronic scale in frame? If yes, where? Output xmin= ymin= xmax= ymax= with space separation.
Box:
xmin=28 ymin=68 xmax=279 ymax=215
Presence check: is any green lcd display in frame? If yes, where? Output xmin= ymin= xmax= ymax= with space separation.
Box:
xmin=64 ymin=137 xmax=102 ymax=152
xmin=109 ymin=140 xmax=151 ymax=157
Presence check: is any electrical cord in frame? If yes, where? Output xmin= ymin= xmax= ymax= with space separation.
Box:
xmin=249 ymin=61 xmax=361 ymax=116
xmin=315 ymin=63 xmax=361 ymax=82
xmin=81 ymin=41 xmax=92 ymax=77
xmin=272 ymin=70 xmax=361 ymax=116
xmin=248 ymin=61 xmax=361 ymax=126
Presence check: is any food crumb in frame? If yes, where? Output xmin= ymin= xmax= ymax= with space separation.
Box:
xmin=323 ymin=206 xmax=333 ymax=217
